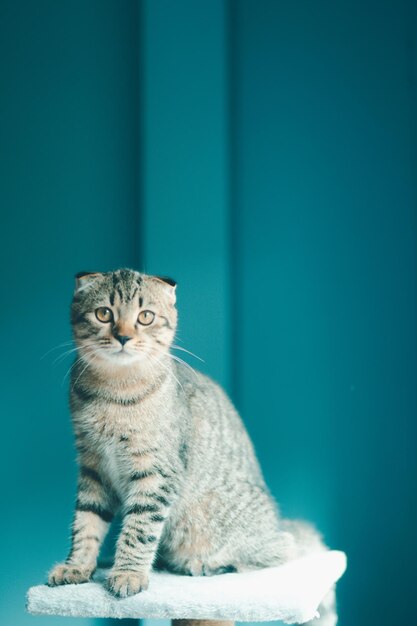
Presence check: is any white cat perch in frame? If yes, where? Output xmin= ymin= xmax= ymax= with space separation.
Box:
xmin=27 ymin=550 xmax=346 ymax=625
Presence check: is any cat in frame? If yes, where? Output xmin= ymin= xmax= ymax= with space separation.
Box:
xmin=48 ymin=268 xmax=326 ymax=598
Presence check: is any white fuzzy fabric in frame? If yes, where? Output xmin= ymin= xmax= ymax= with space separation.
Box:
xmin=26 ymin=550 xmax=346 ymax=624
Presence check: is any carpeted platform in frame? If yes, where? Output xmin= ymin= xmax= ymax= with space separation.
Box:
xmin=27 ymin=550 xmax=346 ymax=624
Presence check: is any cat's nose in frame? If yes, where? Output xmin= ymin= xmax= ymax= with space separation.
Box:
xmin=115 ymin=334 xmax=132 ymax=346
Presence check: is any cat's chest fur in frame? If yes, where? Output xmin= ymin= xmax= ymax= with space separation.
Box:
xmin=100 ymin=436 xmax=125 ymax=495
xmin=75 ymin=398 xmax=164 ymax=496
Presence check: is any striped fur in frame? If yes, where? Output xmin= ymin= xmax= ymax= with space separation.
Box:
xmin=48 ymin=269 xmax=326 ymax=598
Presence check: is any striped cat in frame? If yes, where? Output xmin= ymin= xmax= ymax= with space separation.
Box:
xmin=48 ymin=268 xmax=326 ymax=598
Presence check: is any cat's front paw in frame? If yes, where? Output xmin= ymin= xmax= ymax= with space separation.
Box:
xmin=48 ymin=563 xmax=93 ymax=586
xmin=106 ymin=569 xmax=149 ymax=597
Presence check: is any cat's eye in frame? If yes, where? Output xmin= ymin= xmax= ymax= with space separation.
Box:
xmin=138 ymin=310 xmax=155 ymax=325
xmin=95 ymin=307 xmax=113 ymax=323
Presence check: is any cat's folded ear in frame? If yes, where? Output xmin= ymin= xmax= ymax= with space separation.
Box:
xmin=151 ymin=276 xmax=177 ymax=305
xmin=74 ymin=271 xmax=103 ymax=293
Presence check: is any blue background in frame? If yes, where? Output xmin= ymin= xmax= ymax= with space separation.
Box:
xmin=1 ymin=1 xmax=416 ymax=625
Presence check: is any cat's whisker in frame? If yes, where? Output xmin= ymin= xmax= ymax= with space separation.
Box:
xmin=53 ymin=341 xmax=97 ymax=366
xmin=53 ymin=346 xmax=85 ymax=365
xmin=61 ymin=346 xmax=98 ymax=385
xmin=71 ymin=349 xmax=102 ymax=390
xmin=142 ymin=353 xmax=160 ymax=391
xmin=150 ymin=345 xmax=198 ymax=379
xmin=148 ymin=349 xmax=186 ymax=392
xmin=40 ymin=340 xmax=74 ymax=361
xmin=146 ymin=349 xmax=185 ymax=393
xmin=62 ymin=356 xmax=84 ymax=386
xmin=171 ymin=344 xmax=204 ymax=363
xmin=168 ymin=353 xmax=199 ymax=378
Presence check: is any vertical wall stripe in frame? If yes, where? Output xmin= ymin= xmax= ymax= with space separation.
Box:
xmin=141 ymin=0 xmax=231 ymax=391
xmin=227 ymin=0 xmax=240 ymax=404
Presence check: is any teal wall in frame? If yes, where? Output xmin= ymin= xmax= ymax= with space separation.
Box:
xmin=142 ymin=0 xmax=231 ymax=391
xmin=232 ymin=2 xmax=417 ymax=625
xmin=1 ymin=2 xmax=416 ymax=626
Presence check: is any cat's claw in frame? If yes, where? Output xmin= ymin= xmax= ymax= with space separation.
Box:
xmin=48 ymin=563 xmax=92 ymax=586
xmin=106 ymin=570 xmax=149 ymax=597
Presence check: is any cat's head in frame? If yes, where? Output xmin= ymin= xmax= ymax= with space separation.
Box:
xmin=71 ymin=268 xmax=177 ymax=366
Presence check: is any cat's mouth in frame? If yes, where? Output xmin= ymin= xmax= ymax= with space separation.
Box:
xmin=113 ymin=346 xmax=135 ymax=357
xmin=79 ymin=342 xmax=146 ymax=365
xmin=110 ymin=345 xmax=146 ymax=363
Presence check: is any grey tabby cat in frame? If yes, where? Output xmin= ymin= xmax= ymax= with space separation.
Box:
xmin=48 ymin=268 xmax=326 ymax=598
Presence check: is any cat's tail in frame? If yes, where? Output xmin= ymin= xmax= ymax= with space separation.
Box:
xmin=279 ymin=517 xmax=327 ymax=559
xmin=239 ymin=517 xmax=327 ymax=570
